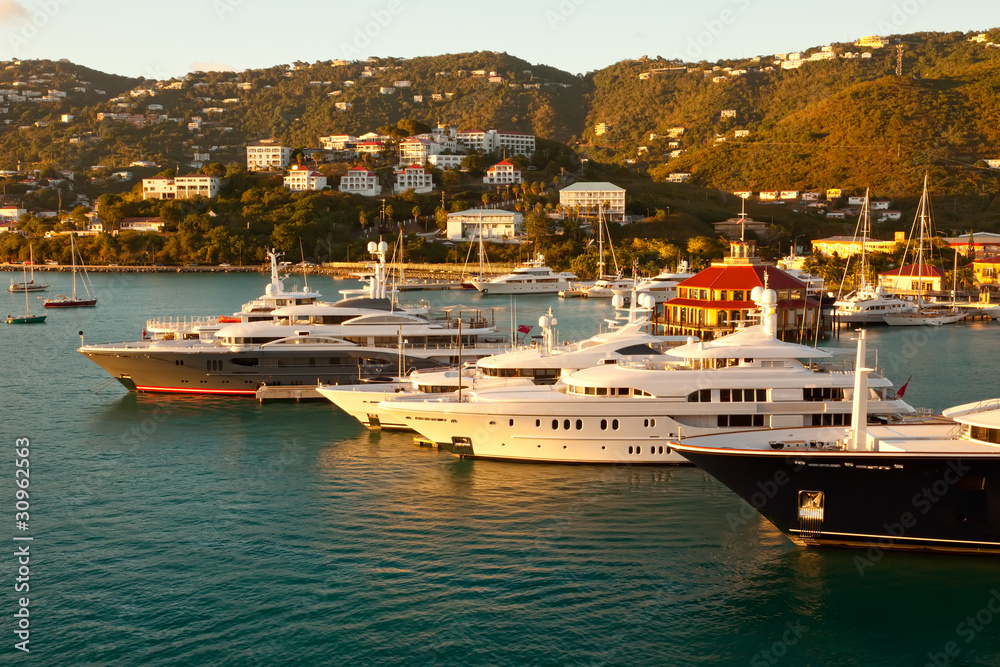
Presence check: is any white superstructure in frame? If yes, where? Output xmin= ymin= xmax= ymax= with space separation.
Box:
xmin=380 ymin=289 xmax=914 ymax=464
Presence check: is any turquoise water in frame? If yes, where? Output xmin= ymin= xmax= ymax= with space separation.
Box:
xmin=4 ymin=271 xmax=1000 ymax=666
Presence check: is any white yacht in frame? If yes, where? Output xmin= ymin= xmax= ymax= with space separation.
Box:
xmin=631 ymin=261 xmax=696 ymax=303
xmin=78 ymin=242 xmax=509 ymax=395
xmin=144 ymin=248 xmax=324 ymax=341
xmin=380 ymin=288 xmax=915 ymax=464
xmin=469 ymin=256 xmax=577 ymax=295
xmin=832 ymin=192 xmax=917 ymax=324
xmin=318 ymin=293 xmax=689 ymax=430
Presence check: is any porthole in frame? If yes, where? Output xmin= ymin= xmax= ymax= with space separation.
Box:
xmin=552 ymin=419 xmax=558 ymax=430
xmin=637 ymin=446 xmax=641 ymax=454
xmin=643 ymin=418 xmax=649 ymax=427
xmin=536 ymin=419 xmax=540 ymax=427
xmin=612 ymin=419 xmax=620 ymax=430
xmin=651 ymin=418 xmax=656 ymax=427
xmin=628 ymin=446 xmax=633 ymax=454
xmin=658 ymin=446 xmax=663 ymax=454
xmin=575 ymin=419 xmax=582 ymax=430
xmin=509 ymin=419 xmax=514 ymax=426
xmin=601 ymin=446 xmax=606 ymax=450
xmin=563 ymin=419 xmax=570 ymax=430
xmin=600 ymin=419 xmax=607 ymax=430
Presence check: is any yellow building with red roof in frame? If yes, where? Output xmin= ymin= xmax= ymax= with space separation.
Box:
xmin=659 ymin=241 xmax=820 ymax=340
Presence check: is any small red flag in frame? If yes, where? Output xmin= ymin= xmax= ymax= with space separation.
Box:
xmin=897 ymin=375 xmax=912 ymax=398
xmin=517 ymin=324 xmax=531 ymax=334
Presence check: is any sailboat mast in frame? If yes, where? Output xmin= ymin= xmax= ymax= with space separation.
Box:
xmin=859 ymin=189 xmax=869 ymax=290
xmin=916 ymin=175 xmax=928 ymax=306
xmin=71 ymin=233 xmax=78 ymax=299
xmin=597 ymin=204 xmax=605 ymax=278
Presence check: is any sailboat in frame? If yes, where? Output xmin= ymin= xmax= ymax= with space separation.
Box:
xmin=582 ymin=204 xmax=633 ymax=298
xmin=7 ymin=244 xmax=48 ymax=292
xmin=44 ymin=233 xmax=97 ymax=308
xmin=831 ymin=190 xmax=917 ymax=323
xmin=883 ymin=176 xmax=965 ymax=326
xmin=6 ymin=262 xmax=46 ymax=324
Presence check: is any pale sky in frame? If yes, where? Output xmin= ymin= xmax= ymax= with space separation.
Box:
xmin=0 ymin=0 xmax=993 ymax=78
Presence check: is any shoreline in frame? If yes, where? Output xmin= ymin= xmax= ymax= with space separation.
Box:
xmin=0 ymin=262 xmax=512 ymax=278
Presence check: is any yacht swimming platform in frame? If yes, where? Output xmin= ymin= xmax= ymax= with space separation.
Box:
xmin=255 ymin=384 xmax=324 ymax=402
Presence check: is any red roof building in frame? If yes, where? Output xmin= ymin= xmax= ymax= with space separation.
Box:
xmin=660 ymin=241 xmax=820 ymax=340
xmin=877 ymin=263 xmax=946 ymax=297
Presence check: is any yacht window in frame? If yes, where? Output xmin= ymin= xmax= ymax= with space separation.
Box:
xmin=509 ymin=419 xmax=514 ymax=427
xmin=601 ymin=419 xmax=607 ymax=430
xmin=718 ymin=414 xmax=765 ymax=427
xmin=552 ymin=419 xmax=558 ymax=430
xmin=720 ymin=290 xmax=728 ymax=301
xmin=536 ymin=419 xmax=541 ymax=427
xmin=636 ymin=446 xmax=642 ymax=454
xmin=687 ymin=389 xmax=711 ymax=402
xmin=971 ymin=426 xmax=1000 ymax=444
xmin=733 ymin=290 xmax=743 ymax=301
xmin=575 ymin=419 xmax=582 ymax=430
xmin=563 ymin=419 xmax=570 ymax=430
xmin=612 ymin=419 xmax=620 ymax=430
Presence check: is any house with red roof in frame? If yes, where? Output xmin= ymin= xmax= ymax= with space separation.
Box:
xmin=338 ymin=166 xmax=381 ymax=197
xmin=878 ymin=264 xmax=946 ymax=297
xmin=393 ymin=165 xmax=434 ymax=194
xmin=284 ymin=165 xmax=327 ymax=192
xmin=660 ymin=241 xmax=820 ymax=341
xmin=483 ymin=160 xmax=521 ymax=185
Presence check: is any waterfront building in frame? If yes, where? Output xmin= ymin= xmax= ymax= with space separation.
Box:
xmin=446 ymin=208 xmax=522 ymax=241
xmin=659 ymin=241 xmax=819 ymax=341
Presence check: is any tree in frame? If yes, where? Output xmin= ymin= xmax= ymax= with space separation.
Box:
xmin=525 ymin=208 xmax=553 ymax=249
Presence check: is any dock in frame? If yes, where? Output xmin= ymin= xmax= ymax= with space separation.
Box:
xmin=255 ymin=384 xmax=325 ymax=402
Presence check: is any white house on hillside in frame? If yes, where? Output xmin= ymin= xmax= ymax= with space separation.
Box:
xmin=339 ymin=166 xmax=381 ymax=197
xmin=393 ymin=165 xmax=434 ymax=194
xmin=142 ymin=175 xmax=220 ymax=200
xmin=446 ymin=208 xmax=522 ymax=241
xmin=246 ymin=144 xmax=292 ymax=171
xmin=559 ymin=182 xmax=626 ymax=221
xmin=483 ymin=160 xmax=521 ymax=185
xmin=284 ymin=165 xmax=328 ymax=192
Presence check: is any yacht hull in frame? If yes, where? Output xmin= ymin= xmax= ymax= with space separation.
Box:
xmin=673 ymin=445 xmax=1000 ymax=554
xmin=380 ymin=397 xmax=913 ymax=465
xmin=79 ymin=345 xmax=484 ymax=396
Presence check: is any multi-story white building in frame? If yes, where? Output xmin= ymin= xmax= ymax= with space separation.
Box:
xmin=393 ymin=165 xmax=434 ymax=194
xmin=446 ymin=208 xmax=522 ymax=241
xmin=142 ymin=175 xmax=221 ymax=200
xmin=558 ymin=182 xmax=626 ymax=221
xmin=427 ymin=154 xmax=465 ymax=169
xmin=398 ymin=135 xmax=443 ymax=164
xmin=319 ymin=135 xmax=357 ymax=151
xmin=246 ymin=144 xmax=292 ymax=171
xmin=339 ymin=166 xmax=381 ymax=197
xmin=284 ymin=165 xmax=328 ymax=192
xmin=456 ymin=129 xmax=535 ymax=157
xmin=483 ymin=160 xmax=522 ymax=185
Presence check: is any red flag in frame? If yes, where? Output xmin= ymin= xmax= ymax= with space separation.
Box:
xmin=142 ymin=328 xmax=147 ymax=339
xmin=897 ymin=375 xmax=912 ymax=398
xmin=517 ymin=324 xmax=531 ymax=334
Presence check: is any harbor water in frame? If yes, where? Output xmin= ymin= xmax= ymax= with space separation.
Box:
xmin=4 ymin=271 xmax=1000 ymax=666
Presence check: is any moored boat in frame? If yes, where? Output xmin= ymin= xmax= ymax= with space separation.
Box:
xmin=670 ymin=331 xmax=1000 ymax=554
